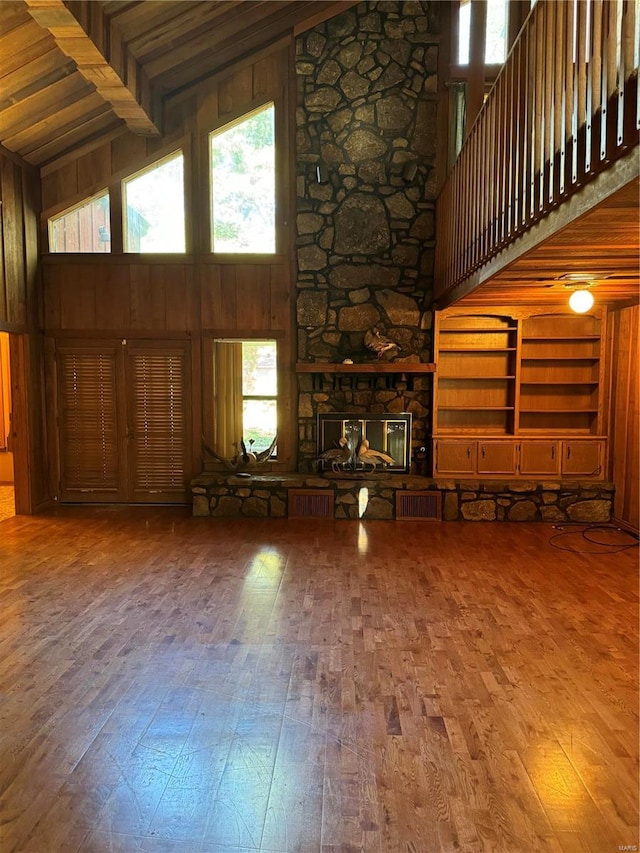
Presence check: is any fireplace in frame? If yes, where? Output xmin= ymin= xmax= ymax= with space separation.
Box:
xmin=317 ymin=413 xmax=412 ymax=473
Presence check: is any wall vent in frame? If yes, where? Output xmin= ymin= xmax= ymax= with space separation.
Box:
xmin=396 ymin=490 xmax=441 ymax=521
xmin=288 ymin=489 xmax=334 ymax=519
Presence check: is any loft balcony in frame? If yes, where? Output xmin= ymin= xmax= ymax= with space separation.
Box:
xmin=435 ymin=0 xmax=639 ymax=310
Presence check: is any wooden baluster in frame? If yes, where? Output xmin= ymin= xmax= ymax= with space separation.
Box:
xmin=565 ymin=0 xmax=577 ymax=188
xmin=498 ymin=69 xmax=508 ymax=246
xmin=553 ymin=0 xmax=567 ymax=201
xmin=603 ymin=0 xmax=624 ymax=160
xmin=504 ymin=53 xmax=514 ymax=241
xmin=576 ymin=0 xmax=589 ymax=183
xmin=515 ymin=37 xmax=527 ymax=234
xmin=533 ymin=0 xmax=545 ymax=215
xmin=590 ymin=0 xmax=604 ymax=170
xmin=486 ymin=94 xmax=495 ymax=257
xmin=544 ymin=0 xmax=555 ymax=206
xmin=621 ymin=0 xmax=638 ymax=147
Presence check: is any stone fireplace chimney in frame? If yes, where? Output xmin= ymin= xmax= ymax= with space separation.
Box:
xmin=295 ymin=0 xmax=440 ymax=473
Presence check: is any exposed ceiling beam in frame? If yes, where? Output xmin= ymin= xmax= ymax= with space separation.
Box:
xmin=23 ymin=0 xmax=160 ymax=137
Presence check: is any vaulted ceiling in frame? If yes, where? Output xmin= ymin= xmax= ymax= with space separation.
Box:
xmin=0 ymin=0 xmax=355 ymax=167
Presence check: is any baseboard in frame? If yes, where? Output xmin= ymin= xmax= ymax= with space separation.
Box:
xmin=611 ymin=516 xmax=640 ymax=536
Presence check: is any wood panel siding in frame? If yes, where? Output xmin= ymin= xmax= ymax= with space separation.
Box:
xmin=39 ymin=42 xmax=296 ymax=487
xmin=607 ymin=304 xmax=639 ymax=531
xmin=43 ymin=259 xmax=197 ymax=333
xmin=0 ymin=149 xmax=49 ymax=514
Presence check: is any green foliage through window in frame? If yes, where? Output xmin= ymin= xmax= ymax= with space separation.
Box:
xmin=210 ymin=104 xmax=276 ymax=253
xmin=242 ymin=340 xmax=277 ymax=450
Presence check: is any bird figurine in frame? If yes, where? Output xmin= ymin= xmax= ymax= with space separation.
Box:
xmin=356 ymin=438 xmax=394 ymax=472
xmin=202 ymin=433 xmax=278 ymax=472
xmin=364 ymin=327 xmax=401 ymax=360
xmin=316 ymin=436 xmax=351 ymax=473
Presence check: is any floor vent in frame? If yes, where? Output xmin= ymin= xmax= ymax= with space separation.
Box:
xmin=396 ymin=490 xmax=442 ymax=521
xmin=288 ymin=489 xmax=334 ymax=519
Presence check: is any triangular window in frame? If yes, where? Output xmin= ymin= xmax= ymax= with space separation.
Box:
xmin=123 ymin=151 xmax=185 ymax=252
xmin=48 ymin=191 xmax=110 ymax=253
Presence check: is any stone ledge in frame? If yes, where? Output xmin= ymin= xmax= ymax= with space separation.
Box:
xmin=191 ymin=473 xmax=614 ymax=522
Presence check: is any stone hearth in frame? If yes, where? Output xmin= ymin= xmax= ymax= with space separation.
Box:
xmin=191 ymin=473 xmax=614 ymax=522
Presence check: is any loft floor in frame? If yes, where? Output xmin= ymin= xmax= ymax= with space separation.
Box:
xmin=0 ymin=508 xmax=637 ymax=852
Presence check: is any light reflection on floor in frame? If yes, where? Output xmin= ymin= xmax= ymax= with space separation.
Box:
xmin=0 ymin=484 xmax=15 ymax=521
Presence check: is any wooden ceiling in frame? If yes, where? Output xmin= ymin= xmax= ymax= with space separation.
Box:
xmin=0 ymin=0 xmax=354 ymax=167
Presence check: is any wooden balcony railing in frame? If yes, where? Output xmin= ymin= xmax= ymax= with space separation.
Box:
xmin=435 ymin=0 xmax=639 ymax=303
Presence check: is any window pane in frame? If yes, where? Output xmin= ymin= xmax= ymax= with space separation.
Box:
xmin=123 ymin=153 xmax=185 ymax=252
xmin=242 ymin=341 xmax=277 ymax=396
xmin=458 ymin=0 xmax=471 ymax=64
xmin=49 ymin=192 xmax=110 ymax=253
xmin=210 ymin=104 xmax=276 ymax=253
xmin=485 ymin=0 xmax=508 ymax=64
xmin=243 ymin=399 xmax=277 ymax=450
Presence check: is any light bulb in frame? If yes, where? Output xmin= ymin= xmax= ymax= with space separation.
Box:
xmin=569 ymin=289 xmax=594 ymax=313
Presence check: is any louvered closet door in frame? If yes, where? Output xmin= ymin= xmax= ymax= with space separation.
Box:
xmin=125 ymin=344 xmax=191 ymax=503
xmin=57 ymin=346 xmax=125 ymax=502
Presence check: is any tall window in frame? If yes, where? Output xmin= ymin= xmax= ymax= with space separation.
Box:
xmin=210 ymin=103 xmax=276 ymax=253
xmin=457 ymin=0 xmax=508 ymax=66
xmin=48 ymin=191 xmax=110 ymax=253
xmin=123 ymin=152 xmax=185 ymax=252
xmin=212 ymin=339 xmax=277 ymax=456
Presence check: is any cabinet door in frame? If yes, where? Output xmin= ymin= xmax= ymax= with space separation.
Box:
xmin=477 ymin=441 xmax=517 ymax=475
xmin=561 ymin=440 xmax=604 ymax=477
xmin=519 ymin=440 xmax=560 ymax=476
xmin=434 ymin=439 xmax=476 ymax=475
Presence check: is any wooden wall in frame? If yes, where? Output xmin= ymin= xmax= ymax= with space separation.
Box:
xmin=607 ymin=304 xmax=639 ymax=531
xmin=0 ymin=146 xmax=50 ymax=511
xmin=40 ymin=45 xmax=296 ymax=480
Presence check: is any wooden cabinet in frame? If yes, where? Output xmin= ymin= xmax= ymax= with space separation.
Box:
xmin=433 ymin=309 xmax=607 ymax=479
xmin=477 ymin=441 xmax=518 ymax=475
xmin=434 ymin=439 xmax=476 ymax=475
xmin=519 ymin=441 xmax=560 ymax=476
xmin=561 ymin=439 xmax=605 ymax=477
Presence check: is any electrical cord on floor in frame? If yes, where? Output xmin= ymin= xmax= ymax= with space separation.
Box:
xmin=548 ymin=522 xmax=640 ymax=554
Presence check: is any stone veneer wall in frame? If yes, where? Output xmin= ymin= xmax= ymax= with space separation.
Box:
xmin=295 ymin=1 xmax=440 ymax=472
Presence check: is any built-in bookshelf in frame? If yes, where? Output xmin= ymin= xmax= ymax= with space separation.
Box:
xmin=433 ymin=309 xmax=607 ymax=478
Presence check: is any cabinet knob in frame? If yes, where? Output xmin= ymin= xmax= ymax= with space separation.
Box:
xmin=481 ymin=445 xmax=486 ymax=457
xmin=551 ymin=445 xmax=555 ymax=459
xmin=467 ymin=446 xmax=472 ymax=457
xmin=566 ymin=445 xmax=571 ymax=459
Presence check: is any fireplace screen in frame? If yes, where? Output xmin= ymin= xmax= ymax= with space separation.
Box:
xmin=317 ymin=413 xmax=412 ymax=473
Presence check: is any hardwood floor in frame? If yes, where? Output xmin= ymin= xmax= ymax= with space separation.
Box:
xmin=0 ymin=508 xmax=637 ymax=853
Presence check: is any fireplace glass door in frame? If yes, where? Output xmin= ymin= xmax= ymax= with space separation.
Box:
xmin=317 ymin=413 xmax=412 ymax=473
